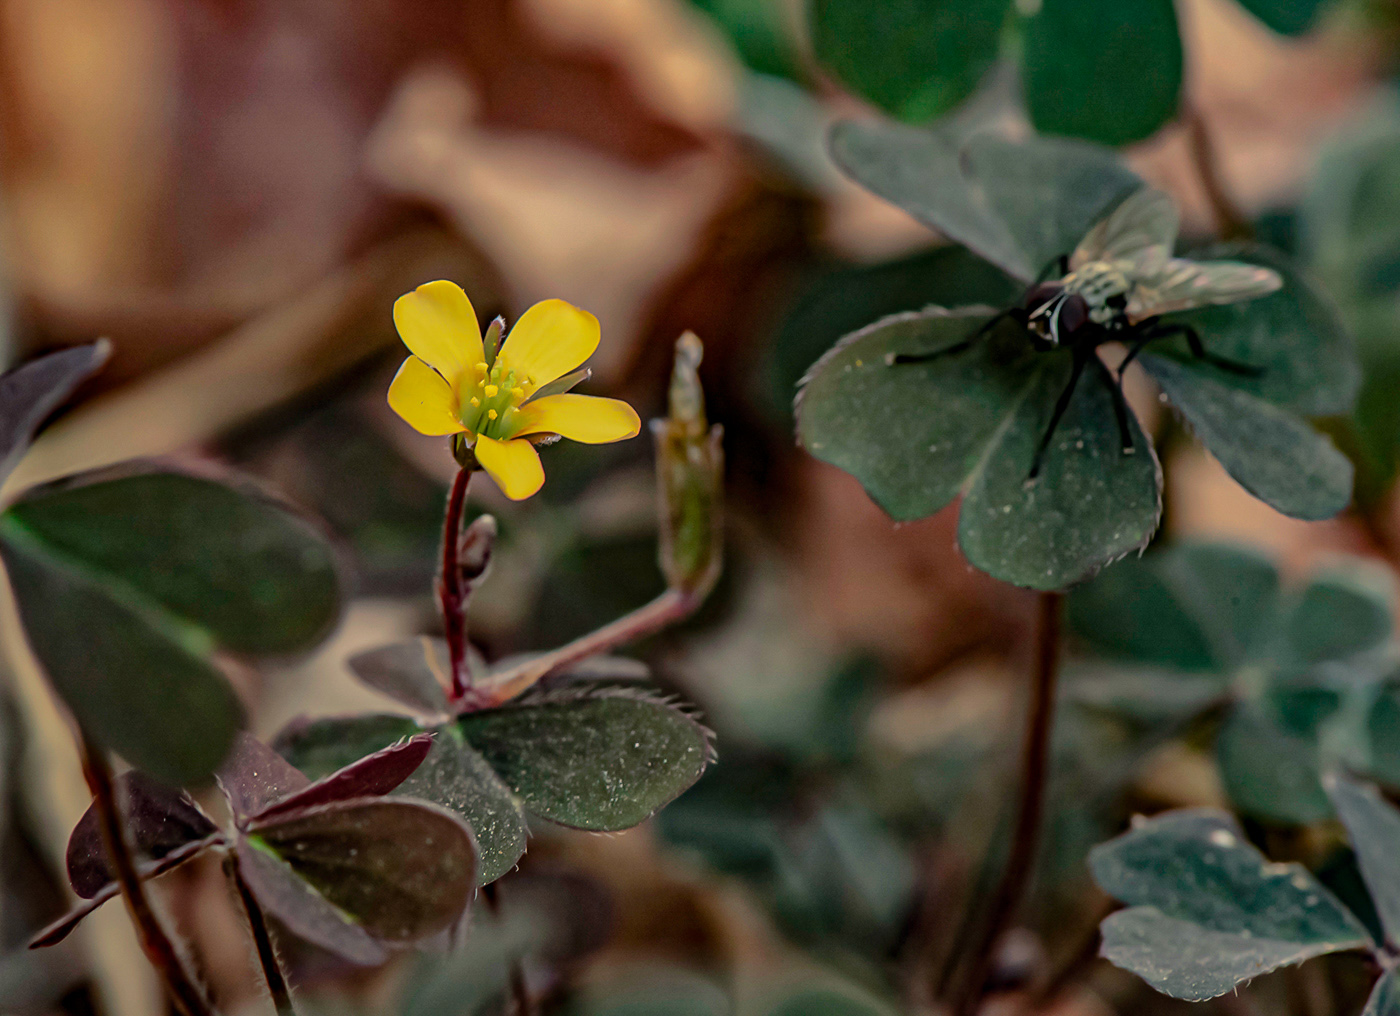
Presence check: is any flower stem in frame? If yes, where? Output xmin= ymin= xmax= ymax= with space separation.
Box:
xmin=439 ymin=467 xmax=475 ymax=702
xmin=77 ymin=734 xmax=215 ymax=1016
xmin=225 ymin=855 xmax=296 ymax=1016
xmin=474 ymin=589 xmax=699 ymax=707
xmin=946 ymin=591 xmax=1062 ymax=1016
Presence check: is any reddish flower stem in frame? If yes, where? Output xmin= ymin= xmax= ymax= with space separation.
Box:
xmin=438 ymin=467 xmax=475 ymax=703
xmin=78 ymin=735 xmax=215 ymax=1016
xmin=475 ymin=589 xmax=699 ymax=707
xmin=225 ymin=855 xmax=295 ymax=1016
xmin=947 ymin=591 xmax=1062 ymax=1016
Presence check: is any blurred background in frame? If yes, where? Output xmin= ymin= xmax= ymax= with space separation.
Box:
xmin=2 ymin=0 xmax=1400 ymax=1014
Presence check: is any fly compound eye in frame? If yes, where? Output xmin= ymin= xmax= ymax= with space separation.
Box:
xmin=1058 ymin=294 xmax=1089 ymax=334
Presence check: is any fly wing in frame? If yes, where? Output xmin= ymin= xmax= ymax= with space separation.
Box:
xmin=1125 ymin=258 xmax=1283 ymax=322
xmin=1070 ymin=187 xmax=1179 ymax=277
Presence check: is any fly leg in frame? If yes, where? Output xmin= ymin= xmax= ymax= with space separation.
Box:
xmin=887 ymin=308 xmax=1023 ymax=366
xmin=1116 ymin=332 xmax=1155 ymax=379
xmin=1029 ymin=349 xmax=1090 ymax=479
xmin=1136 ymin=322 xmax=1264 ymax=376
xmin=1094 ymin=356 xmax=1135 ymax=456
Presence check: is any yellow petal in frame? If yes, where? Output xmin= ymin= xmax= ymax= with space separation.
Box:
xmin=393 ymin=281 xmax=484 ymax=388
xmin=514 ymin=394 xmax=641 ymax=444
xmin=497 ymin=299 xmax=599 ymax=387
xmin=475 ymin=435 xmax=545 ymax=500
xmin=387 ymin=357 xmax=466 ymax=436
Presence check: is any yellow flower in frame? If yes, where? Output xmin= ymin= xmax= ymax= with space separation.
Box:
xmin=387 ymin=281 xmax=641 ymax=500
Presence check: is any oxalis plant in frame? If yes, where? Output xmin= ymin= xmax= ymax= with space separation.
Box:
xmin=12 ymin=284 xmax=722 ymax=1016
xmin=796 ymin=123 xmax=1360 ymax=1014
xmin=1061 ymin=540 xmax=1400 ymax=1010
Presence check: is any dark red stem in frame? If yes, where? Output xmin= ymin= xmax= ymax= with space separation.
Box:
xmin=948 ymin=591 xmax=1062 ymax=1015
xmin=225 ymin=855 xmax=295 ymax=1016
xmin=439 ymin=467 xmax=474 ymax=703
xmin=78 ymin=735 xmax=215 ymax=1016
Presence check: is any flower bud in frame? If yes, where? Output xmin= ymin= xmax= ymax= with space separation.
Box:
xmin=652 ymin=332 xmax=723 ymax=598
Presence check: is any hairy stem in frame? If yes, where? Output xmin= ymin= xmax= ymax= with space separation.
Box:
xmin=477 ymin=589 xmax=700 ymax=706
xmin=482 ymin=883 xmax=534 ymax=1016
xmin=947 ymin=592 xmax=1062 ymax=1016
xmin=1184 ymin=102 xmax=1252 ymax=241
xmin=78 ymin=735 xmax=215 ymax=1016
xmin=225 ymin=856 xmax=295 ymax=1016
xmin=439 ymin=467 xmax=475 ymax=702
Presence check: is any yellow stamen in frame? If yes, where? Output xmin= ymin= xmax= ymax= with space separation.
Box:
xmin=485 ymin=385 xmax=499 ymax=398
xmin=470 ymin=397 xmax=480 ymax=407
xmin=488 ymin=409 xmax=498 ymax=420
xmin=510 ymin=386 xmax=525 ymax=399
xmin=475 ymin=362 xmax=488 ymax=373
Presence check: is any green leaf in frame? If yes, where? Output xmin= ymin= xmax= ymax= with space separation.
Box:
xmin=1140 ymin=353 xmax=1353 ymax=521
xmin=828 ymin=121 xmax=1026 ymax=280
xmin=456 ymin=686 xmax=714 ymax=831
xmin=954 ymin=344 xmax=1159 ymax=589
xmin=1160 ymin=244 xmax=1359 ymax=417
xmin=764 ymin=245 xmax=1021 ymax=417
xmin=234 ymin=838 xmax=387 ymax=966
xmin=0 ymin=467 xmax=342 ymax=784
xmin=1364 ymin=968 xmax=1400 ymax=1016
xmin=566 ymin=968 xmax=730 ymax=1016
xmin=810 ymin=0 xmax=1010 ymax=123
xmin=4 ymin=467 xmax=342 ymax=654
xmin=1064 ymin=665 xmax=1229 ymax=727
xmin=1282 ymin=564 xmax=1395 ymax=666
xmin=1217 ymin=704 xmax=1332 ymax=824
xmin=1234 ymin=0 xmax=1328 ymax=35
xmin=0 ymin=537 xmax=244 ymax=786
xmin=274 ymin=715 xmax=526 ymax=885
xmin=828 ymin=124 xmax=1139 ymax=282
xmin=797 ymin=308 xmax=1160 ymax=589
xmin=1326 ymin=775 xmax=1400 ymax=946
xmin=273 ymin=714 xmax=420 ymax=777
xmin=398 ymin=735 xmax=526 ymax=884
xmin=1090 ymin=809 xmax=1370 ymax=999
xmin=249 ymin=798 xmax=476 ymax=945
xmin=764 ymin=988 xmax=897 ymax=1016
xmin=687 ymin=0 xmax=800 ymax=79
xmin=1368 ymin=680 xmax=1400 ymax=787
xmin=798 ymin=308 xmax=1024 ymax=520
xmin=1021 ymin=0 xmax=1183 ymax=146
xmin=1069 ymin=541 xmax=1279 ymax=670
xmin=957 ymin=134 xmax=1143 ymax=278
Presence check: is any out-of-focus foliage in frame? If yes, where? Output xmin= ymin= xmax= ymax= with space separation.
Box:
xmin=1070 ymin=541 xmax=1397 ymax=824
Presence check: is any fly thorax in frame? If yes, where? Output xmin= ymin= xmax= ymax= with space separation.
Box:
xmin=1064 ymin=262 xmax=1130 ymax=325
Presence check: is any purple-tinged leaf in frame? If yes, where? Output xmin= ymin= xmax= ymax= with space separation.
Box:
xmin=67 ymin=771 xmax=216 ymax=898
xmin=217 ymin=732 xmax=310 ymax=819
xmin=30 ymin=835 xmax=219 ymax=949
xmin=248 ymin=797 xmax=477 ymax=946
xmin=0 ymin=342 xmax=109 ymax=488
xmin=234 ymin=837 xmax=388 ymax=966
xmin=255 ymin=733 xmax=433 ymax=821
xmin=347 ymin=639 xmax=451 ymax=715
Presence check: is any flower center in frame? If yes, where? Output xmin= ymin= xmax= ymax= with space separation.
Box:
xmin=461 ymin=360 xmax=533 ymax=440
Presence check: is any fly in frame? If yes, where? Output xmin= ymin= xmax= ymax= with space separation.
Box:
xmin=888 ymin=187 xmax=1283 ymax=478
